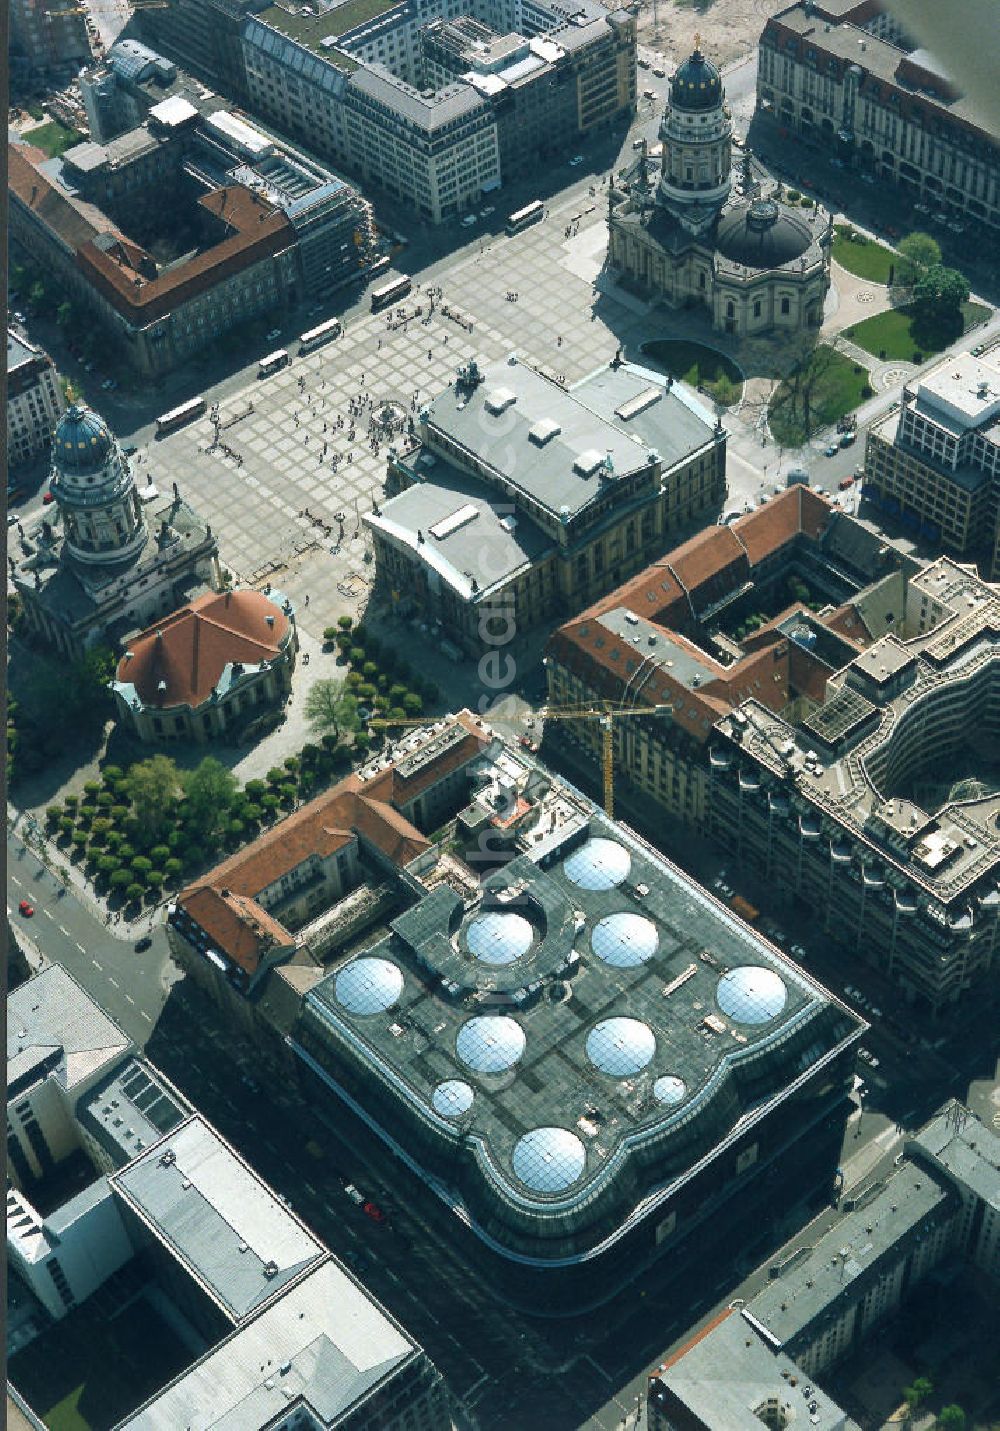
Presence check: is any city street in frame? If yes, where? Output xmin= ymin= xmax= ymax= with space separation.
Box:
xmin=7 ymin=829 xmax=176 ymax=1043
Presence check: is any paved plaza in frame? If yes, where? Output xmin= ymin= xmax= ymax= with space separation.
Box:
xmin=142 ymin=208 xmax=632 ymax=642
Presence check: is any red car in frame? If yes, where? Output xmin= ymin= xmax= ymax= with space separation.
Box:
xmin=42 ymin=492 xmax=55 ymax=504
xmin=18 ymin=899 xmax=34 ymax=917
xmin=362 ymin=1201 xmax=386 ymax=1224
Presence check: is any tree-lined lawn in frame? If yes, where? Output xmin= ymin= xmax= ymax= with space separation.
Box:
xmin=832 ymin=225 xmax=897 ymax=284
xmin=641 ymin=339 xmax=743 ymax=405
xmin=845 ymin=301 xmax=991 ymax=363
xmin=769 ymin=346 xmax=872 ymax=447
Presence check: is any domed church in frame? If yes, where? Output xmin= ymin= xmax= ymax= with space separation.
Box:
xmin=609 ymin=43 xmax=832 ymax=337
xmin=11 ymin=404 xmax=220 ymax=658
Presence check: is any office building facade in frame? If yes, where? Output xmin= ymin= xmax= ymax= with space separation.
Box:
xmin=757 ymin=0 xmax=1000 ymax=236
xmin=7 ymin=331 xmax=66 ymax=472
xmin=240 ymin=0 xmax=634 ymax=223
xmin=708 ymin=555 xmax=1000 ymax=1014
xmin=863 ymin=350 xmax=1000 ymax=578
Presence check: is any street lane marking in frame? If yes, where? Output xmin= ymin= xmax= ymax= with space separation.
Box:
xmin=126 ymin=995 xmax=135 ymax=1006
xmin=12 ymin=876 xmax=21 ymax=887
xmin=76 ymin=942 xmax=85 ymax=952
xmin=92 ymin=959 xmax=103 ymax=970
xmin=141 ymin=1011 xmax=152 ymax=1023
xmin=59 ymin=925 xmax=70 ymax=936
xmin=108 ymin=976 xmax=119 ymax=989
xmin=43 ymin=909 xmax=53 ymax=919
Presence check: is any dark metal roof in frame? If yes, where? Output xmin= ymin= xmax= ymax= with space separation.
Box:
xmin=670 ymin=48 xmax=722 ymax=111
xmin=714 ymin=198 xmax=814 ymax=269
xmin=53 ymin=404 xmax=114 ymax=473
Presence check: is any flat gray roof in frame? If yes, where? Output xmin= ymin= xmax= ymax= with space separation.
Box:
xmin=652 ymin=1313 xmax=853 ymax=1431
xmin=365 ymin=467 xmax=552 ymax=601
xmin=348 ymin=65 xmax=487 ymax=125
xmin=111 ymin=1115 xmax=325 ymax=1322
xmin=744 ymin=1165 xmax=951 ymax=1346
xmin=7 ymin=966 xmax=132 ymax=1101
xmin=911 ymin=1101 xmax=1000 ymax=1212
xmin=422 ymin=359 xmax=715 ymax=522
xmin=77 ymin=1056 xmax=189 ymax=1168
xmin=7 ymin=330 xmax=36 ymax=370
xmin=119 ymin=1259 xmax=418 ymax=1431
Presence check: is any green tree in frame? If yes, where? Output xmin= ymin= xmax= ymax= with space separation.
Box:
xmin=337 ymin=614 xmax=353 ymax=631
xmin=304 ymin=678 xmax=359 ymax=741
xmin=59 ymin=816 xmax=75 ymax=836
xmin=110 ymin=868 xmax=132 ymax=890
xmin=912 ymin=264 xmax=970 ymax=323
xmin=403 ymin=692 xmax=423 ymax=716
xmin=149 ymin=844 xmax=171 ymax=866
xmin=897 ymin=231 xmax=941 ymax=282
xmin=937 ymin=1408 xmax=965 ymax=1431
xmin=125 ymin=755 xmax=181 ymax=840
xmin=97 ymin=855 xmax=118 ymax=875
xmin=125 ymin=882 xmax=145 ymax=904
xmin=904 ymin=1376 xmax=933 ymax=1420
xmin=181 ymin=756 xmax=238 ymax=841
xmin=131 ymin=856 xmax=153 ymax=876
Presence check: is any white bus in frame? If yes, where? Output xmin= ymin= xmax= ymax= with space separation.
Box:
xmin=155 ymin=396 xmax=206 ymax=437
xmin=370 ymin=275 xmax=412 ymax=311
xmin=505 ymin=200 xmax=544 ymax=235
xmin=298 ymin=317 xmax=342 ymax=353
xmin=258 ymin=349 xmax=290 ymax=378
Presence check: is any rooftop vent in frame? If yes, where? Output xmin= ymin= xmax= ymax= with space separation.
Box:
xmin=159 ymin=1148 xmax=176 ymax=1167
xmin=263 ymin=1260 xmax=280 ymax=1279
xmin=484 ymin=387 xmax=516 ymax=415
xmin=573 ymin=448 xmax=605 ymax=476
xmin=529 ymin=417 xmax=561 ymax=445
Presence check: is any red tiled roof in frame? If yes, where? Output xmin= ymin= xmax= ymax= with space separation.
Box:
xmin=9 ymin=143 xmax=124 ymax=250
xmin=181 ymin=885 xmax=295 ymax=977
xmin=735 ymin=484 xmax=832 ymax=565
xmin=76 ymin=185 xmax=294 ymax=324
xmin=119 ymin=589 xmax=291 ymax=710
xmin=547 ymin=489 xmax=840 ymax=742
xmin=177 ymin=714 xmax=490 ymax=977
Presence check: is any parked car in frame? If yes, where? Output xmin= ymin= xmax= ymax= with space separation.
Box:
xmin=343 ymin=1183 xmax=366 ymax=1205
xmin=266 ymin=328 xmax=281 ymax=341
xmin=838 ymin=476 xmax=855 ymax=491
xmin=134 ymin=936 xmax=152 ymax=952
xmin=461 ymin=214 xmax=477 ymax=227
xmin=825 ymin=444 xmax=839 ymax=457
xmin=480 ymin=205 xmax=495 ymax=217
xmin=18 ymin=900 xmax=34 ymax=917
xmin=362 ymin=1200 xmax=387 ymax=1224
xmin=42 ymin=490 xmax=55 ymax=503
xmin=569 ymin=155 xmax=584 ymax=167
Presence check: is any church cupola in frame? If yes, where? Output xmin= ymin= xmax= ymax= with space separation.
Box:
xmin=657 ymin=39 xmax=733 ymax=233
xmin=50 ymin=404 xmax=147 ymax=567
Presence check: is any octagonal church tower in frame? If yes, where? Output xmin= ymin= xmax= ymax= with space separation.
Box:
xmin=11 ymin=403 xmax=219 ymax=657
xmin=50 ymin=404 xmax=148 ymax=567
xmin=608 ymin=39 xmax=831 ymax=339
xmin=657 ymin=43 xmax=733 ymax=235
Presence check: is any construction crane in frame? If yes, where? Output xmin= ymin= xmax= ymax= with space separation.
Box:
xmin=380 ymin=701 xmax=671 ymax=821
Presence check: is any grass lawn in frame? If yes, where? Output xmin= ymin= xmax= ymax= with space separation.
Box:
xmin=845 ymin=300 xmax=992 ymax=363
xmin=831 ymin=224 xmax=897 ymax=284
xmin=25 ymin=120 xmax=81 ymax=159
xmin=9 ymin=1294 xmax=192 ymax=1431
xmin=769 ymin=345 xmax=872 ymax=447
xmin=641 ymin=339 xmax=743 ymax=403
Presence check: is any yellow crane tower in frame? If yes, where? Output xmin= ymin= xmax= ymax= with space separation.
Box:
xmin=381 ymin=701 xmax=671 ymax=821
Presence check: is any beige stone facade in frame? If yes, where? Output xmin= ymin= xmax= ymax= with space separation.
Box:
xmin=609 ymin=45 xmax=830 ymax=337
